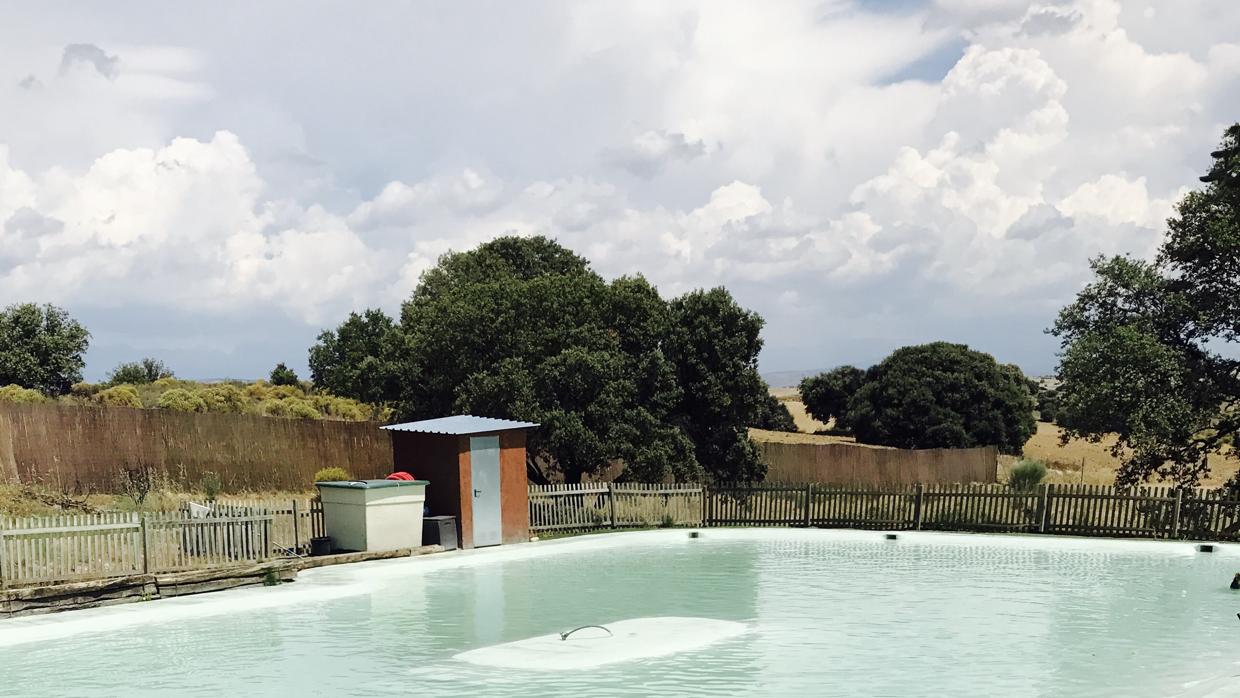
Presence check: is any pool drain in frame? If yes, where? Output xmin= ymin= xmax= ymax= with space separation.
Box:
xmin=560 ymin=625 xmax=613 ymax=641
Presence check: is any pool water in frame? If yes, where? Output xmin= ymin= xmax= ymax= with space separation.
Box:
xmin=2 ymin=529 xmax=1239 ymax=697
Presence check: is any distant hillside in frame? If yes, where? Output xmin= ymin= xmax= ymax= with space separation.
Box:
xmin=761 ymin=369 xmax=825 ymax=388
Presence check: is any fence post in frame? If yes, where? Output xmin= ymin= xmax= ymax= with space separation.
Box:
xmin=139 ymin=513 xmax=149 ymax=574
xmin=1171 ymin=489 xmax=1182 ymax=539
xmin=913 ymin=483 xmax=924 ymax=530
xmin=607 ymin=482 xmax=617 ymax=529
xmin=704 ymin=485 xmax=712 ymax=527
xmin=803 ymin=484 xmax=813 ymax=527
xmin=701 ymin=485 xmax=709 ymax=527
xmin=1039 ymin=484 xmax=1052 ymax=534
xmin=291 ymin=499 xmax=300 ymax=554
xmin=263 ymin=516 xmax=272 ymax=559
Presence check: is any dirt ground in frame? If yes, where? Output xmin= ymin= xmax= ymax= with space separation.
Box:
xmin=763 ymin=394 xmax=1240 ymax=487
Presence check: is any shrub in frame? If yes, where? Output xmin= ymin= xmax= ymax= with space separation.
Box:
xmin=197 ymin=384 xmax=247 ymax=413
xmin=0 ymin=384 xmax=46 ymax=404
xmin=262 ymin=397 xmax=319 ymax=419
xmin=157 ymin=388 xmax=207 ymax=413
xmin=243 ymin=381 xmax=271 ymax=401
xmin=200 ymin=471 xmax=222 ymax=501
xmin=107 ymin=358 xmax=174 ymax=385
xmin=310 ymin=394 xmax=369 ymax=421
xmin=95 ymin=385 xmax=143 ymax=408
xmin=270 ymin=362 xmax=300 ymax=386
xmin=1008 ymin=459 xmax=1048 ymax=491
xmin=287 ymin=399 xmax=320 ymax=419
xmin=314 ymin=466 xmax=351 ymax=483
xmin=267 ymin=384 xmax=304 ymax=400
xmin=118 ymin=465 xmax=156 ymax=507
xmin=70 ymin=382 xmax=102 ymax=398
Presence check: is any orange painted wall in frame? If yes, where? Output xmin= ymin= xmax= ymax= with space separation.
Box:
xmin=456 ymin=436 xmax=474 ymax=548
xmin=499 ymin=430 xmax=530 ymax=543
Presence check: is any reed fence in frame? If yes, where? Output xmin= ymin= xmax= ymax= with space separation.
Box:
xmin=530 ymin=482 xmax=1240 ymax=542
xmin=0 ymin=504 xmax=279 ymax=587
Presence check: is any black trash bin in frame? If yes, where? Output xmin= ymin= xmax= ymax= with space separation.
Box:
xmin=310 ymin=536 xmax=332 ymax=556
xmin=423 ymin=516 xmax=458 ymax=551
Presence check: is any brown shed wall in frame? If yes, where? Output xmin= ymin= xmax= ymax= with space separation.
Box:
xmin=391 ymin=431 xmax=464 ymax=525
xmin=390 ymin=429 xmax=530 ymax=549
xmin=499 ymin=430 xmax=530 ymax=544
xmin=457 ymin=437 xmax=474 ymax=548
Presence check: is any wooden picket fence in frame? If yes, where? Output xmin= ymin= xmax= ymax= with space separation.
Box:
xmin=530 ymin=482 xmax=1240 ymax=542
xmin=213 ymin=497 xmax=318 ymax=555
xmin=144 ymin=505 xmax=274 ymax=573
xmin=0 ymin=513 xmax=144 ymax=586
xmin=529 ymin=483 xmax=704 ymax=531
xmin=0 ymin=505 xmax=278 ymax=587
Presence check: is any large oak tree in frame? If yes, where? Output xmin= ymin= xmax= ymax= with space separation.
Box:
xmin=1052 ymin=124 xmax=1240 ymax=487
xmin=0 ymin=303 xmax=89 ymax=396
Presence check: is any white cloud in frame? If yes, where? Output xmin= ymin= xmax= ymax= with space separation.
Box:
xmin=0 ymin=132 xmax=380 ymax=324
xmin=1058 ymin=174 xmax=1178 ymax=229
xmin=0 ymin=0 xmax=1237 ymax=377
xmin=603 ymin=129 xmax=708 ymax=178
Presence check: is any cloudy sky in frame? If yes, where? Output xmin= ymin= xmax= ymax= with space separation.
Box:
xmin=1 ymin=1 xmax=1237 ymax=382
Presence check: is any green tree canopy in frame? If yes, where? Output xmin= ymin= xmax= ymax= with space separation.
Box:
xmin=799 ymin=365 xmax=865 ymax=427
xmin=308 ymin=309 xmax=400 ymax=405
xmin=1052 ymin=124 xmax=1240 ymax=487
xmin=269 ymin=363 xmax=300 ymax=386
xmin=0 ymin=303 xmax=90 ymax=396
xmin=107 ymin=357 xmax=173 ymax=385
xmin=396 ymin=236 xmax=704 ymax=483
xmin=753 ymin=393 xmax=797 ymax=432
xmin=1035 ymin=384 xmax=1060 ymax=424
xmin=664 ymin=288 xmax=771 ymax=482
xmin=845 ymin=342 xmax=1036 ymax=455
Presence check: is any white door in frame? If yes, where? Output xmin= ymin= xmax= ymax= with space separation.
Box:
xmin=469 ymin=435 xmax=503 ymax=547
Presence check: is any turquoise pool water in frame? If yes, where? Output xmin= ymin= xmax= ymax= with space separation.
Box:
xmin=2 ymin=529 xmax=1238 ymax=697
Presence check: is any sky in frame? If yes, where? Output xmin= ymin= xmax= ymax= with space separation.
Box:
xmin=1 ymin=1 xmax=1238 ymax=382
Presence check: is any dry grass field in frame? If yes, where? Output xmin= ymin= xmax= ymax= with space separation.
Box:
xmin=1013 ymin=422 xmax=1240 ymax=487
xmin=764 ymin=392 xmax=1240 ymax=488
xmin=771 ymin=387 xmax=828 ymax=433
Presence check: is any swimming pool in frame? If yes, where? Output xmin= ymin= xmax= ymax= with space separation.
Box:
xmin=2 ymin=529 xmax=1238 ymax=697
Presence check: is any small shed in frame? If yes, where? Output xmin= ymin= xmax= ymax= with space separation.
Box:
xmin=382 ymin=415 xmax=538 ymax=549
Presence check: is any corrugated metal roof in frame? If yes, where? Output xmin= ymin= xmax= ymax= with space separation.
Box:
xmin=381 ymin=414 xmax=539 ymax=435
